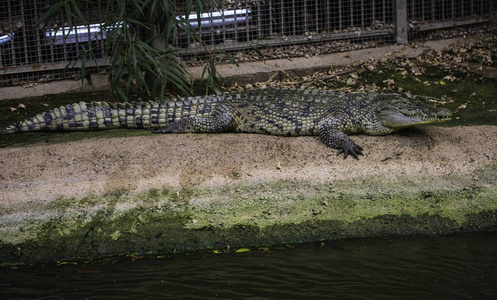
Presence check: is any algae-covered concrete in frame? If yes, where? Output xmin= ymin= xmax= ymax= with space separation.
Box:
xmin=0 ymin=125 xmax=496 ymax=265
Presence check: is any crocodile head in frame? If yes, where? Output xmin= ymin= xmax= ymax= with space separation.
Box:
xmin=375 ymin=93 xmax=452 ymax=132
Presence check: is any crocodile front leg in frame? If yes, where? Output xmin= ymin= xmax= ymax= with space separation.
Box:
xmin=318 ymin=117 xmax=364 ymax=159
xmin=153 ymin=104 xmax=236 ymax=133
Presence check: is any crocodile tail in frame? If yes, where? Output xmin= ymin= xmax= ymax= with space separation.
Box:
xmin=1 ymin=123 xmax=22 ymax=134
xmin=0 ymin=101 xmax=126 ymax=134
xmin=0 ymin=100 xmax=174 ymax=134
xmin=117 ymin=101 xmax=167 ymax=129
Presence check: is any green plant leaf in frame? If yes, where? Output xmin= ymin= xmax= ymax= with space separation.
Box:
xmin=248 ymin=43 xmax=266 ymax=62
xmin=218 ymin=49 xmax=240 ymax=67
xmin=63 ymin=2 xmax=73 ymax=28
xmin=36 ymin=0 xmax=237 ymax=102
xmin=185 ymin=0 xmax=192 ymax=20
xmin=35 ymin=2 xmax=65 ymax=28
xmin=80 ymin=50 xmax=87 ymax=85
xmin=235 ymin=248 xmax=251 ymax=253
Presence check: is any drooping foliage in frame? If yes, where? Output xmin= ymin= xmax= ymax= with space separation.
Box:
xmin=38 ymin=0 xmax=235 ymax=100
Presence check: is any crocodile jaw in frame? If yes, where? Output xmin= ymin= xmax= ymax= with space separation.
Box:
xmin=379 ymin=107 xmax=452 ymax=130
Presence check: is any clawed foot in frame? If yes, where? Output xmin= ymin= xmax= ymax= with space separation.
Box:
xmin=152 ymin=127 xmax=172 ymax=133
xmin=152 ymin=119 xmax=190 ymax=133
xmin=336 ymin=142 xmax=364 ymax=159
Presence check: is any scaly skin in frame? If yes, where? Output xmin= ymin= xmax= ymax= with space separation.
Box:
xmin=1 ymin=88 xmax=452 ymax=159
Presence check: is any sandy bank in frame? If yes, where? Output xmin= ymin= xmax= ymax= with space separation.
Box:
xmin=0 ymin=125 xmax=496 ymax=265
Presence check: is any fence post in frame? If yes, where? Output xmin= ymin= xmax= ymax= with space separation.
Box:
xmin=395 ymin=0 xmax=408 ymax=44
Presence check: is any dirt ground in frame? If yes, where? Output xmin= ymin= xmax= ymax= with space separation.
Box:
xmin=1 ymin=125 xmax=496 ymax=206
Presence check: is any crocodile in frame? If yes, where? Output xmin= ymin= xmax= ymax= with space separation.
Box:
xmin=1 ymin=88 xmax=451 ymax=159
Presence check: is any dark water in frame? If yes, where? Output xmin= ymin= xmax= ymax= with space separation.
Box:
xmin=1 ymin=232 xmax=497 ymax=299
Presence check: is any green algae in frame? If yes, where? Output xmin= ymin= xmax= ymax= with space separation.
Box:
xmin=1 ymin=166 xmax=496 ymax=266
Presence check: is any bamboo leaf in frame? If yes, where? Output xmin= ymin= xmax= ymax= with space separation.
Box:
xmin=201 ymin=65 xmax=208 ymax=80
xmin=63 ymin=2 xmax=73 ymax=28
xmin=116 ymin=86 xmax=127 ymax=102
xmin=35 ymin=2 xmax=65 ymax=28
xmin=80 ymin=50 xmax=87 ymax=85
xmin=72 ymin=2 xmax=87 ymax=25
xmin=164 ymin=18 xmax=175 ymax=45
xmin=218 ymin=49 xmax=240 ymax=67
xmin=195 ymin=0 xmax=204 ymax=29
xmin=248 ymin=43 xmax=266 ymax=62
xmin=36 ymin=0 xmax=233 ymax=102
xmin=162 ymin=0 xmax=170 ymax=16
xmin=164 ymin=69 xmax=191 ymax=96
xmin=185 ymin=0 xmax=192 ymax=20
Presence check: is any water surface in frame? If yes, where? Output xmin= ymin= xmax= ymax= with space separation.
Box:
xmin=1 ymin=232 xmax=497 ymax=299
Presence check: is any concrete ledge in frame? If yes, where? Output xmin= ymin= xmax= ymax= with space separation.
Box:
xmin=0 ymin=74 xmax=109 ymax=101
xmin=1 ymin=125 xmax=496 ymax=265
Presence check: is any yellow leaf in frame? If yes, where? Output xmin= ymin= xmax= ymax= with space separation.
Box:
xmin=440 ymin=80 xmax=446 ymax=85
xmin=235 ymin=248 xmax=251 ymax=253
xmin=211 ymin=249 xmax=222 ymax=254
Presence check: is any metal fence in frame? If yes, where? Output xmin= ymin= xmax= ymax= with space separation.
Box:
xmin=177 ymin=0 xmax=396 ymax=55
xmin=0 ymin=0 xmax=495 ymax=87
xmin=408 ymin=0 xmax=495 ymax=39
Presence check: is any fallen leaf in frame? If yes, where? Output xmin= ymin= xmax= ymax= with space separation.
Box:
xmin=346 ymin=77 xmax=356 ymax=85
xmin=235 ymin=248 xmax=251 ymax=253
xmin=383 ymin=78 xmax=395 ymax=86
xmin=443 ymin=75 xmax=457 ymax=81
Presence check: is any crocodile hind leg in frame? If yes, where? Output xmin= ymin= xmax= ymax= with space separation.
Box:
xmin=153 ymin=104 xmax=236 ymax=133
xmin=318 ymin=118 xmax=364 ymax=159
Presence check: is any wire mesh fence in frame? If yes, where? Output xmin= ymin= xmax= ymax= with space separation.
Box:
xmin=176 ymin=0 xmax=395 ymax=55
xmin=0 ymin=0 xmax=110 ymax=86
xmin=0 ymin=0 xmax=495 ymax=87
xmin=408 ymin=0 xmax=495 ymax=39
xmin=409 ymin=0 xmax=494 ymax=23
